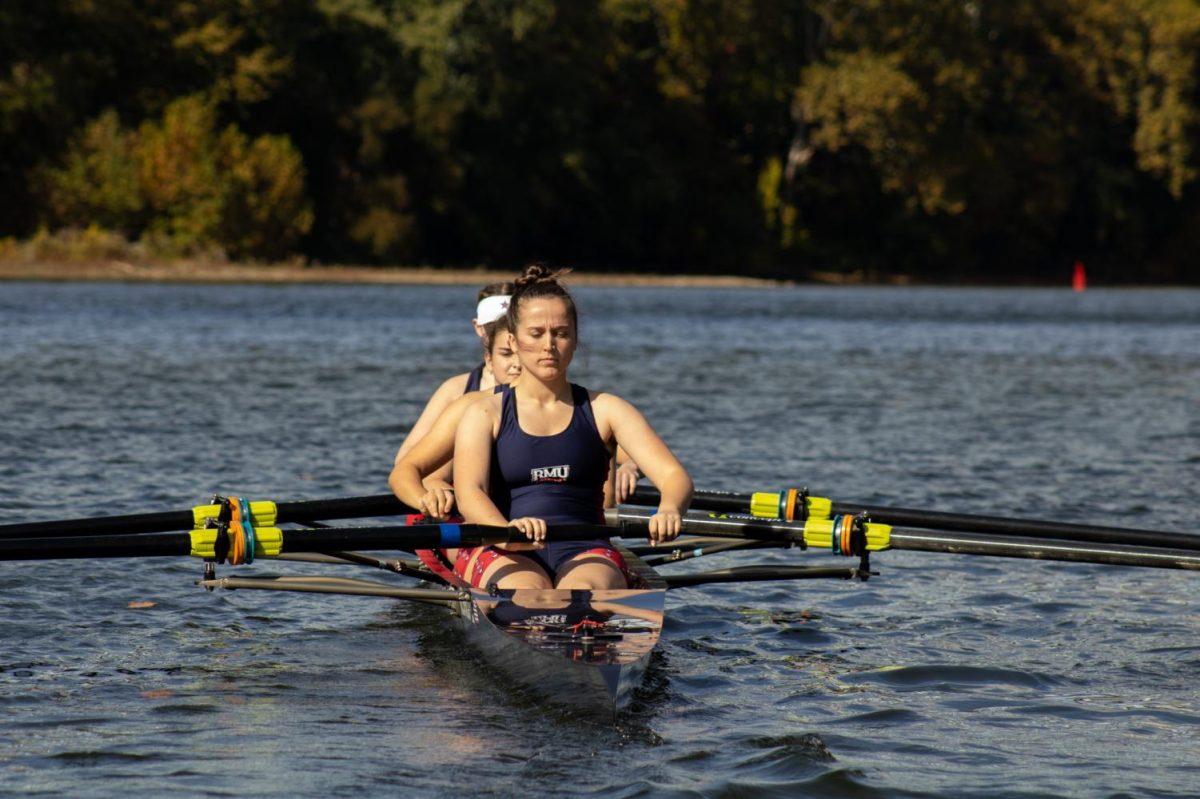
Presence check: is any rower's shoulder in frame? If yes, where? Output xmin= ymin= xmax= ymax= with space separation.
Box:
xmin=462 ymin=386 xmax=504 ymax=419
xmin=449 ymin=387 xmax=493 ymax=409
xmin=434 ymin=372 xmax=471 ymax=398
xmin=436 ymin=388 xmax=493 ymax=426
xmin=587 ymin=389 xmax=632 ymax=412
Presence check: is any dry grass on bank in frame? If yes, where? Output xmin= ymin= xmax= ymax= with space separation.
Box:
xmin=0 ymin=257 xmax=793 ymax=288
xmin=0 ymin=229 xmax=790 ymax=288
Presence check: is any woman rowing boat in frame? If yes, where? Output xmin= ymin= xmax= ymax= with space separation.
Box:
xmin=393 ymin=281 xmax=514 ymax=464
xmin=454 ymin=265 xmax=693 ymax=591
xmin=388 ymin=303 xmax=645 ymax=586
xmin=387 ymin=312 xmax=521 ymax=583
xmin=389 ymin=311 xmax=643 ymax=523
xmin=388 ymin=312 xmax=520 ymax=520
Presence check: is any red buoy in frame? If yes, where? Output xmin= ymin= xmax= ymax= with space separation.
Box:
xmin=1072 ymin=260 xmax=1087 ymax=292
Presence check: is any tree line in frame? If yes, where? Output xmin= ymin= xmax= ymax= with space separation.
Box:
xmin=2 ymin=0 xmax=1197 ymax=282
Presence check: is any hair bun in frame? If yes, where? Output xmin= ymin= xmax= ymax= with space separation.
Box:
xmin=515 ymin=262 xmax=571 ymax=289
xmin=506 ymin=262 xmax=579 ymax=336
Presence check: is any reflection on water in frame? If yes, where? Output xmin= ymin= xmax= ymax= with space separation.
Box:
xmin=476 ymin=586 xmax=665 ymax=668
xmin=0 ymin=282 xmax=1198 ymax=797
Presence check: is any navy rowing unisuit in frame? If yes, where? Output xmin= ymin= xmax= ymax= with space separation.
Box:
xmin=491 ymin=383 xmax=614 ymax=573
xmin=463 ymin=361 xmax=485 ymax=394
xmin=492 ymin=384 xmax=610 ymax=524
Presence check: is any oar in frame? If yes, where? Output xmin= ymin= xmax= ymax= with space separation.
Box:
xmin=609 ymin=507 xmax=1200 ymax=572
xmin=663 ymin=565 xmax=864 ymax=588
xmin=0 ymin=522 xmax=610 ymax=562
xmin=626 ymin=487 xmax=1200 ymax=553
xmin=0 ymin=494 xmax=411 ymax=539
xmin=197 ymin=575 xmax=462 ymax=604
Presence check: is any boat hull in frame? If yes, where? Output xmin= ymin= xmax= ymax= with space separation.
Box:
xmin=447 ymin=543 xmax=665 ymax=713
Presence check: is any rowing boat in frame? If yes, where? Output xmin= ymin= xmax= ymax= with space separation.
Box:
xmin=3 ymin=488 xmax=1198 ymax=715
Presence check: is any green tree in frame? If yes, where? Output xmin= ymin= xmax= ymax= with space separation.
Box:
xmin=40 ymin=94 xmax=312 ymax=259
xmin=40 ymin=110 xmax=143 ymax=234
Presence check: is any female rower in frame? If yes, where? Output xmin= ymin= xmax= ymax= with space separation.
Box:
xmin=453 ymin=265 xmax=693 ymax=591
xmin=389 ymin=307 xmax=645 ymax=587
xmin=388 ymin=313 xmax=521 ymax=518
xmin=391 ymin=300 xmax=642 ymax=522
xmin=393 ymin=281 xmax=514 ymax=463
xmin=387 ymin=312 xmax=521 ymax=583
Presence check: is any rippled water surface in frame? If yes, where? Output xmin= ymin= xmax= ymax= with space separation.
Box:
xmin=1 ymin=282 xmax=1198 ymax=798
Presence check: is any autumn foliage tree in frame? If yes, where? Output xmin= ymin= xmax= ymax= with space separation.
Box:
xmin=2 ymin=0 xmax=1198 ymax=281
xmin=41 ymin=96 xmax=311 ymax=259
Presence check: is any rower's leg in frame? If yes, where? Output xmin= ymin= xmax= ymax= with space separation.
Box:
xmin=475 ymin=550 xmax=553 ymax=590
xmin=555 ymin=555 xmax=627 ymax=590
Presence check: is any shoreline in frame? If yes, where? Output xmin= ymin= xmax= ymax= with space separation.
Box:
xmin=0 ymin=259 xmax=793 ymax=289
xmin=4 ymin=258 xmax=1192 ymax=289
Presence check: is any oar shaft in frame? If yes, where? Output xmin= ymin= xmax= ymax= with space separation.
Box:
xmin=888 ymin=529 xmax=1200 ymax=571
xmin=630 ymin=488 xmax=748 ymax=514
xmin=609 ymin=507 xmax=806 ymax=543
xmin=613 ymin=507 xmax=1200 ymax=572
xmin=627 ymin=488 xmax=1200 ymax=552
xmin=664 ymin=565 xmax=860 ymax=588
xmin=274 ymin=494 xmax=410 ymax=523
xmin=830 ymin=503 xmax=1199 ymax=551
xmin=0 ymin=494 xmax=415 ymax=539
xmin=274 ymin=524 xmax=608 ymax=553
xmin=0 ymin=510 xmax=195 ymax=539
xmin=0 ymin=532 xmax=192 ymax=560
xmin=0 ymin=522 xmax=614 ymax=562
xmin=199 ymin=576 xmax=461 ymax=604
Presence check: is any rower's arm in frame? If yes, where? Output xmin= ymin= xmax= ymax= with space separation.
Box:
xmin=388 ymin=391 xmax=482 ymax=520
xmin=390 ymin=446 xmax=444 ymax=509
xmin=394 ymin=373 xmax=468 ymax=463
xmin=422 ymin=462 xmax=454 ymax=490
xmin=453 ymin=399 xmax=510 ymax=526
xmin=601 ymin=395 xmax=692 ymax=515
xmin=612 ymin=445 xmax=641 ymax=504
xmin=389 ymin=392 xmax=476 ymax=511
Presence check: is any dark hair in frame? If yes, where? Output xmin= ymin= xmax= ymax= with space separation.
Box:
xmin=481 ymin=313 xmax=513 ymax=352
xmin=505 ymin=263 xmax=578 ymax=335
xmin=477 ymin=281 xmax=515 ymax=303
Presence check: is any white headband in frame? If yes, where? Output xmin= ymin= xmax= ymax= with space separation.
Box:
xmin=475 ymin=295 xmax=511 ymax=324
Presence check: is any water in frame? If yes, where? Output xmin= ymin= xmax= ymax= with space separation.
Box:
xmin=1 ymin=282 xmax=1198 ymax=798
